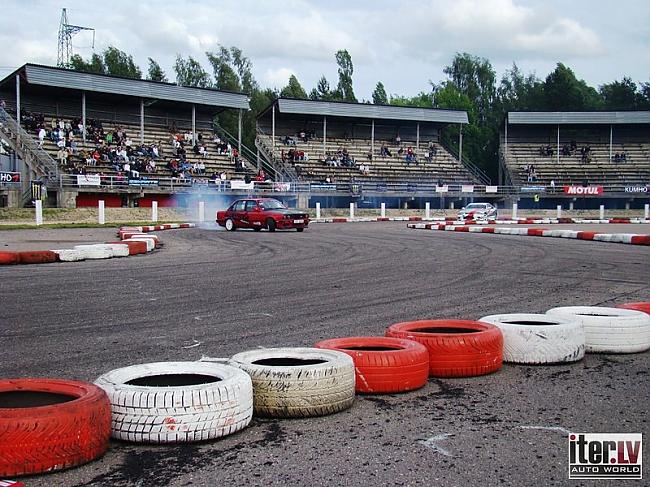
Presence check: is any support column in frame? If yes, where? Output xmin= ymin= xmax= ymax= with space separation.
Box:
xmin=504 ymin=116 xmax=508 ymax=157
xmin=458 ymin=123 xmax=463 ymax=164
xmin=416 ymin=123 xmax=420 ymax=150
xmin=271 ymin=104 xmax=276 ymax=153
xmin=609 ymin=125 xmax=613 ymax=162
xmin=81 ymin=92 xmax=87 ymax=143
xmin=140 ymin=99 xmax=145 ymax=144
xmin=191 ymin=104 xmax=196 ymax=145
xmin=371 ymin=119 xmax=375 ymax=159
xmin=238 ymin=109 xmax=242 ymax=153
xmin=15 ymin=74 xmax=20 ymax=128
xmin=557 ymin=125 xmax=560 ymax=164
xmin=323 ymin=116 xmax=327 ymax=157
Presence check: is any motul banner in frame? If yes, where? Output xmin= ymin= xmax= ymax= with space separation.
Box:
xmin=563 ymin=185 xmax=604 ymax=196
xmin=0 ymin=171 xmax=20 ymax=183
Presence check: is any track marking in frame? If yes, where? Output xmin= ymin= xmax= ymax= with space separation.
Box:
xmin=519 ymin=425 xmax=572 ymax=435
xmin=419 ymin=433 xmax=454 ymax=457
xmin=181 ymin=340 xmax=202 ymax=349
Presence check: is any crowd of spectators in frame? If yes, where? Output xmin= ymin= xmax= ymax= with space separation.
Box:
xmin=324 ymin=147 xmax=356 ymax=167
xmin=525 ymin=164 xmax=537 ymax=182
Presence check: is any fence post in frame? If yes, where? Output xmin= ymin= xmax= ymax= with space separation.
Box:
xmin=381 ymin=202 xmax=386 ymax=218
xmin=556 ymin=204 xmax=562 ymax=219
xmin=599 ymin=204 xmax=605 ymax=220
xmin=98 ymin=200 xmax=105 ymax=225
xmin=316 ymin=202 xmax=321 ymax=220
xmin=152 ymin=201 xmax=158 ymax=222
xmin=512 ymin=203 xmax=518 ymax=220
xmin=349 ymin=202 xmax=355 ymax=220
xmin=35 ymin=200 xmax=43 ymax=226
xmin=645 ymin=204 xmax=649 ymax=220
xmin=425 ymin=202 xmax=430 ymax=219
xmin=198 ymin=201 xmax=205 ymax=223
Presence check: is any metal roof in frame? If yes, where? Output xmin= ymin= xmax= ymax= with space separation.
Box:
xmin=508 ymin=111 xmax=650 ymax=125
xmin=2 ymin=64 xmax=249 ymax=110
xmin=273 ymin=98 xmax=468 ymax=124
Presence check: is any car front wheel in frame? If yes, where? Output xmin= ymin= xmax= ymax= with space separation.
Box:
xmin=225 ymin=218 xmax=236 ymax=231
xmin=267 ymin=218 xmax=276 ymax=232
xmin=296 ymin=228 xmax=304 ymax=232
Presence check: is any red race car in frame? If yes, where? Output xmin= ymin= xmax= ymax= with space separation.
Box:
xmin=216 ymin=198 xmax=310 ymax=232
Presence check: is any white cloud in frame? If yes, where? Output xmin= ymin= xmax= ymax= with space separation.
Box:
xmin=263 ymin=67 xmax=296 ymax=89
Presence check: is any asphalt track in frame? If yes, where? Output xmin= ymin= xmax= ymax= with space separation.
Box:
xmin=1 ymin=222 xmax=649 ymax=487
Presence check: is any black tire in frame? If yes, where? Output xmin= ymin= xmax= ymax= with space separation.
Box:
xmin=225 ymin=218 xmax=236 ymax=231
xmin=253 ymin=227 xmax=262 ymax=232
xmin=296 ymin=228 xmax=304 ymax=232
xmin=267 ymin=219 xmax=276 ymax=232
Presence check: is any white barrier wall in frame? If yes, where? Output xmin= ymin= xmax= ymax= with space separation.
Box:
xmin=98 ymin=200 xmax=105 ymax=225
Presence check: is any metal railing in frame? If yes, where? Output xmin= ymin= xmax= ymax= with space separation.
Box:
xmin=439 ymin=138 xmax=492 ymax=185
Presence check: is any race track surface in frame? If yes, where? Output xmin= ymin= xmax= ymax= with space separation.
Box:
xmin=1 ymin=222 xmax=649 ymax=486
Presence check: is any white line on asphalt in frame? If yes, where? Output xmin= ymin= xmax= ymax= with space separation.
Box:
xmin=519 ymin=426 xmax=573 ymax=435
xmin=419 ymin=433 xmax=454 ymax=457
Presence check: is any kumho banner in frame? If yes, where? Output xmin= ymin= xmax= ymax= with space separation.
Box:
xmin=563 ymin=185 xmax=604 ymax=196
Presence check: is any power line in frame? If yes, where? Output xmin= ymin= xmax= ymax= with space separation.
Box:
xmin=57 ymin=8 xmax=95 ymax=68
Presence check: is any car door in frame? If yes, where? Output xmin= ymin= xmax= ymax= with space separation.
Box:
xmin=231 ymin=200 xmax=247 ymax=227
xmin=242 ymin=200 xmax=259 ymax=228
xmin=246 ymin=200 xmax=266 ymax=229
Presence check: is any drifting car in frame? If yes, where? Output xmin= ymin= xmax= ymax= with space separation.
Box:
xmin=458 ymin=202 xmax=498 ymax=220
xmin=216 ymin=198 xmax=310 ymax=232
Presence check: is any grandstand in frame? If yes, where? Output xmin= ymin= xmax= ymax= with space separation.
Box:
xmin=501 ymin=112 xmax=650 ymax=192
xmin=0 ymin=64 xmax=252 ymax=206
xmin=256 ymin=98 xmax=489 ymax=187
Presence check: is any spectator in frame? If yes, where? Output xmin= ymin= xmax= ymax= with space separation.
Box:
xmin=395 ymin=134 xmax=401 ymax=146
xmin=37 ymin=127 xmax=46 ymax=148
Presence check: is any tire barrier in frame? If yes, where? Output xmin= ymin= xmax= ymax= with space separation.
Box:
xmin=478 ymin=314 xmax=585 ymax=364
xmin=73 ymin=244 xmax=114 ymax=260
xmin=385 ymin=320 xmax=503 ymax=377
xmin=313 ymin=216 xmax=649 ymax=225
xmin=0 ymin=252 xmax=20 ymax=265
xmin=314 ymin=337 xmax=429 ymax=394
xmin=94 ymin=362 xmax=253 ymax=443
xmin=52 ymin=249 xmax=86 ymax=262
xmin=406 ymin=223 xmax=650 ymax=246
xmin=122 ymin=238 xmax=155 ymax=252
xmin=0 ymin=379 xmax=111 ymax=477
xmin=546 ymin=306 xmax=650 ymax=354
xmin=106 ymin=240 xmax=148 ymax=255
xmin=17 ymin=251 xmax=58 ymax=264
xmin=229 ymin=348 xmax=355 ymax=418
xmin=616 ymin=302 xmax=650 ymax=315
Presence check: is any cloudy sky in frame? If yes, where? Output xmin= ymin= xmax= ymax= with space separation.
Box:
xmin=1 ymin=0 xmax=648 ymax=99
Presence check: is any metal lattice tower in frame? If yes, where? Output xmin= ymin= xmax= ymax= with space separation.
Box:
xmin=57 ymin=8 xmax=95 ymax=68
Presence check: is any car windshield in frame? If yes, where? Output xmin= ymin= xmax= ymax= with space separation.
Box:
xmin=465 ymin=204 xmax=488 ymax=210
xmin=259 ymin=200 xmax=286 ymax=210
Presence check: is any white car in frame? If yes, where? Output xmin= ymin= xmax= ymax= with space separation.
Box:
xmin=459 ymin=203 xmax=498 ymax=220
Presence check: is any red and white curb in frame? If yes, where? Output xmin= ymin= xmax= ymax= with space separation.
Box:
xmin=407 ymin=223 xmax=650 ymax=246
xmin=0 ymin=223 xmax=196 ymax=265
xmin=0 ymin=481 xmax=25 ymax=487
xmin=313 ymin=217 xmax=649 ymax=225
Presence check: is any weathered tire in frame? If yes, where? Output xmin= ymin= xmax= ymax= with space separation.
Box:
xmin=106 ymin=240 xmax=148 ymax=255
xmin=314 ymin=337 xmax=429 ymax=394
xmin=52 ymin=249 xmax=86 ymax=262
xmin=617 ymin=302 xmax=650 ymax=315
xmin=0 ymin=252 xmax=20 ymax=265
xmin=478 ymin=313 xmax=585 ymax=364
xmin=94 ymin=361 xmax=253 ymax=443
xmin=225 ymin=218 xmax=235 ymax=231
xmin=103 ymin=243 xmax=130 ymax=258
xmin=229 ymin=348 xmax=355 ymax=418
xmin=266 ymin=218 xmax=276 ymax=232
xmin=17 ymin=251 xmax=58 ymax=264
xmin=0 ymin=379 xmax=111 ymax=477
xmin=386 ymin=320 xmax=503 ymax=377
xmin=296 ymin=227 xmax=304 ymax=232
xmin=546 ymin=306 xmax=650 ymax=353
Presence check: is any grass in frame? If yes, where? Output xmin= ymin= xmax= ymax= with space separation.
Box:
xmin=0 ymin=221 xmax=190 ymax=230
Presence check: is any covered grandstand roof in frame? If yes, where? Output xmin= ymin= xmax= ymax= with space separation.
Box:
xmin=0 ymin=64 xmax=250 ymax=110
xmin=261 ymin=98 xmax=468 ymax=124
xmin=508 ymin=111 xmax=650 ymax=125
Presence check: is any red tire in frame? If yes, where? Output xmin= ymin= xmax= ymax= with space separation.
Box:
xmin=17 ymin=251 xmax=58 ymax=264
xmin=0 ymin=252 xmax=20 ymax=265
xmin=616 ymin=302 xmax=650 ymax=315
xmin=314 ymin=337 xmax=429 ymax=394
xmin=106 ymin=240 xmax=148 ymax=255
xmin=386 ymin=320 xmax=503 ymax=378
xmin=0 ymin=379 xmax=111 ymax=477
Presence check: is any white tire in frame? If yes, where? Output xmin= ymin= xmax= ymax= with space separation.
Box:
xmin=478 ymin=313 xmax=585 ymax=364
xmin=104 ymin=243 xmax=130 ymax=257
xmin=546 ymin=306 xmax=650 ymax=353
xmin=73 ymin=244 xmax=113 ymax=259
xmin=225 ymin=218 xmax=235 ymax=231
xmin=95 ymin=361 xmax=253 ymax=443
xmin=51 ymin=249 xmax=86 ymax=262
xmin=230 ymin=348 xmax=355 ymax=418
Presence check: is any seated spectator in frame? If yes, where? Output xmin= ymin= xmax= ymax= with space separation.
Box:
xmin=199 ymin=145 xmax=208 ymax=158
xmin=299 ymin=130 xmax=307 ymax=142
xmin=621 ymin=151 xmax=627 ymax=162
xmin=367 ymin=151 xmax=372 ymax=161
xmin=395 ymin=134 xmax=401 ymax=146
xmin=570 ymin=140 xmax=577 ymax=151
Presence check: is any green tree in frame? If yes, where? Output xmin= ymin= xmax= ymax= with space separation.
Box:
xmin=147 ymin=58 xmax=168 ymax=82
xmin=389 ymin=91 xmax=433 ymax=107
xmin=206 ymin=47 xmax=242 ymax=92
xmin=334 ymin=49 xmax=356 ymax=102
xmin=102 ymin=47 xmax=142 ymax=79
xmin=280 ymin=75 xmax=308 ymax=99
xmin=599 ymin=77 xmax=644 ymax=110
xmin=309 ymin=75 xmax=333 ymax=100
xmin=372 ymin=82 xmax=388 ymax=104
xmin=443 ymin=53 xmax=496 ymax=123
xmin=70 ymin=53 xmax=106 ymax=74
xmin=543 ymin=63 xmax=602 ymax=110
xmin=174 ymin=55 xmax=212 ymax=88
xmin=496 ymin=63 xmax=544 ymax=112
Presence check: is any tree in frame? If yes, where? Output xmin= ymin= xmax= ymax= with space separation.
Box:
xmin=372 ymin=82 xmax=388 ymax=105
xmin=543 ymin=63 xmax=602 ymax=110
xmin=70 ymin=53 xmax=106 ymax=74
xmin=206 ymin=47 xmax=242 ymax=92
xmin=444 ymin=53 xmax=496 ymax=123
xmin=334 ymin=49 xmax=356 ymax=102
xmin=280 ymin=75 xmax=308 ymax=99
xmin=309 ymin=75 xmax=333 ymax=100
xmin=102 ymin=47 xmax=142 ymax=79
xmin=496 ymin=63 xmax=544 ymax=112
xmin=147 ymin=58 xmax=167 ymax=82
xmin=174 ymin=55 xmax=212 ymax=88
xmin=599 ymin=77 xmax=644 ymax=110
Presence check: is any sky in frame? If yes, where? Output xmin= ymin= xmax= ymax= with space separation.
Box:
xmin=0 ymin=0 xmax=648 ymax=100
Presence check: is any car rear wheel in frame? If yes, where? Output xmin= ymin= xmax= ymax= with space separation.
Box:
xmin=296 ymin=228 xmax=304 ymax=232
xmin=253 ymin=227 xmax=262 ymax=232
xmin=225 ymin=218 xmax=236 ymax=231
xmin=266 ymin=218 xmax=276 ymax=232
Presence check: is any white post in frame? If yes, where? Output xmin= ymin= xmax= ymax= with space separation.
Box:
xmin=191 ymin=104 xmax=196 ymax=144
xmin=381 ymin=202 xmax=386 ymax=218
xmin=198 ymin=201 xmax=205 ymax=223
xmin=609 ymin=125 xmax=613 ymax=163
xmin=35 ymin=200 xmax=43 ymax=226
xmin=371 ymin=119 xmax=375 ymax=159
xmin=556 ymin=204 xmax=562 ymax=219
xmin=238 ymin=109 xmax=242 ymax=153
xmin=425 ymin=202 xmax=430 ymax=219
xmin=152 ymin=201 xmax=158 ymax=222
xmin=98 ymin=200 xmax=105 ymax=225
xmin=556 ymin=125 xmax=560 ymax=164
xmin=450 ymin=201 xmax=454 ymax=210
xmin=349 ymin=202 xmax=355 ymax=220
xmin=140 ymin=99 xmax=145 ymax=144
xmin=569 ymin=201 xmax=574 ymax=211
xmin=323 ymin=116 xmax=327 ymax=158
xmin=512 ymin=203 xmax=518 ymax=220
xmin=458 ymin=123 xmax=463 ymax=164
xmin=645 ymin=204 xmax=649 ymax=220
xmin=599 ymin=204 xmax=605 ymax=220
xmin=316 ymin=202 xmax=321 ymax=220
xmin=82 ymin=91 xmax=86 ymax=143
xmin=271 ymin=104 xmax=276 ymax=153
xmin=15 ymin=74 xmax=20 ymax=127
